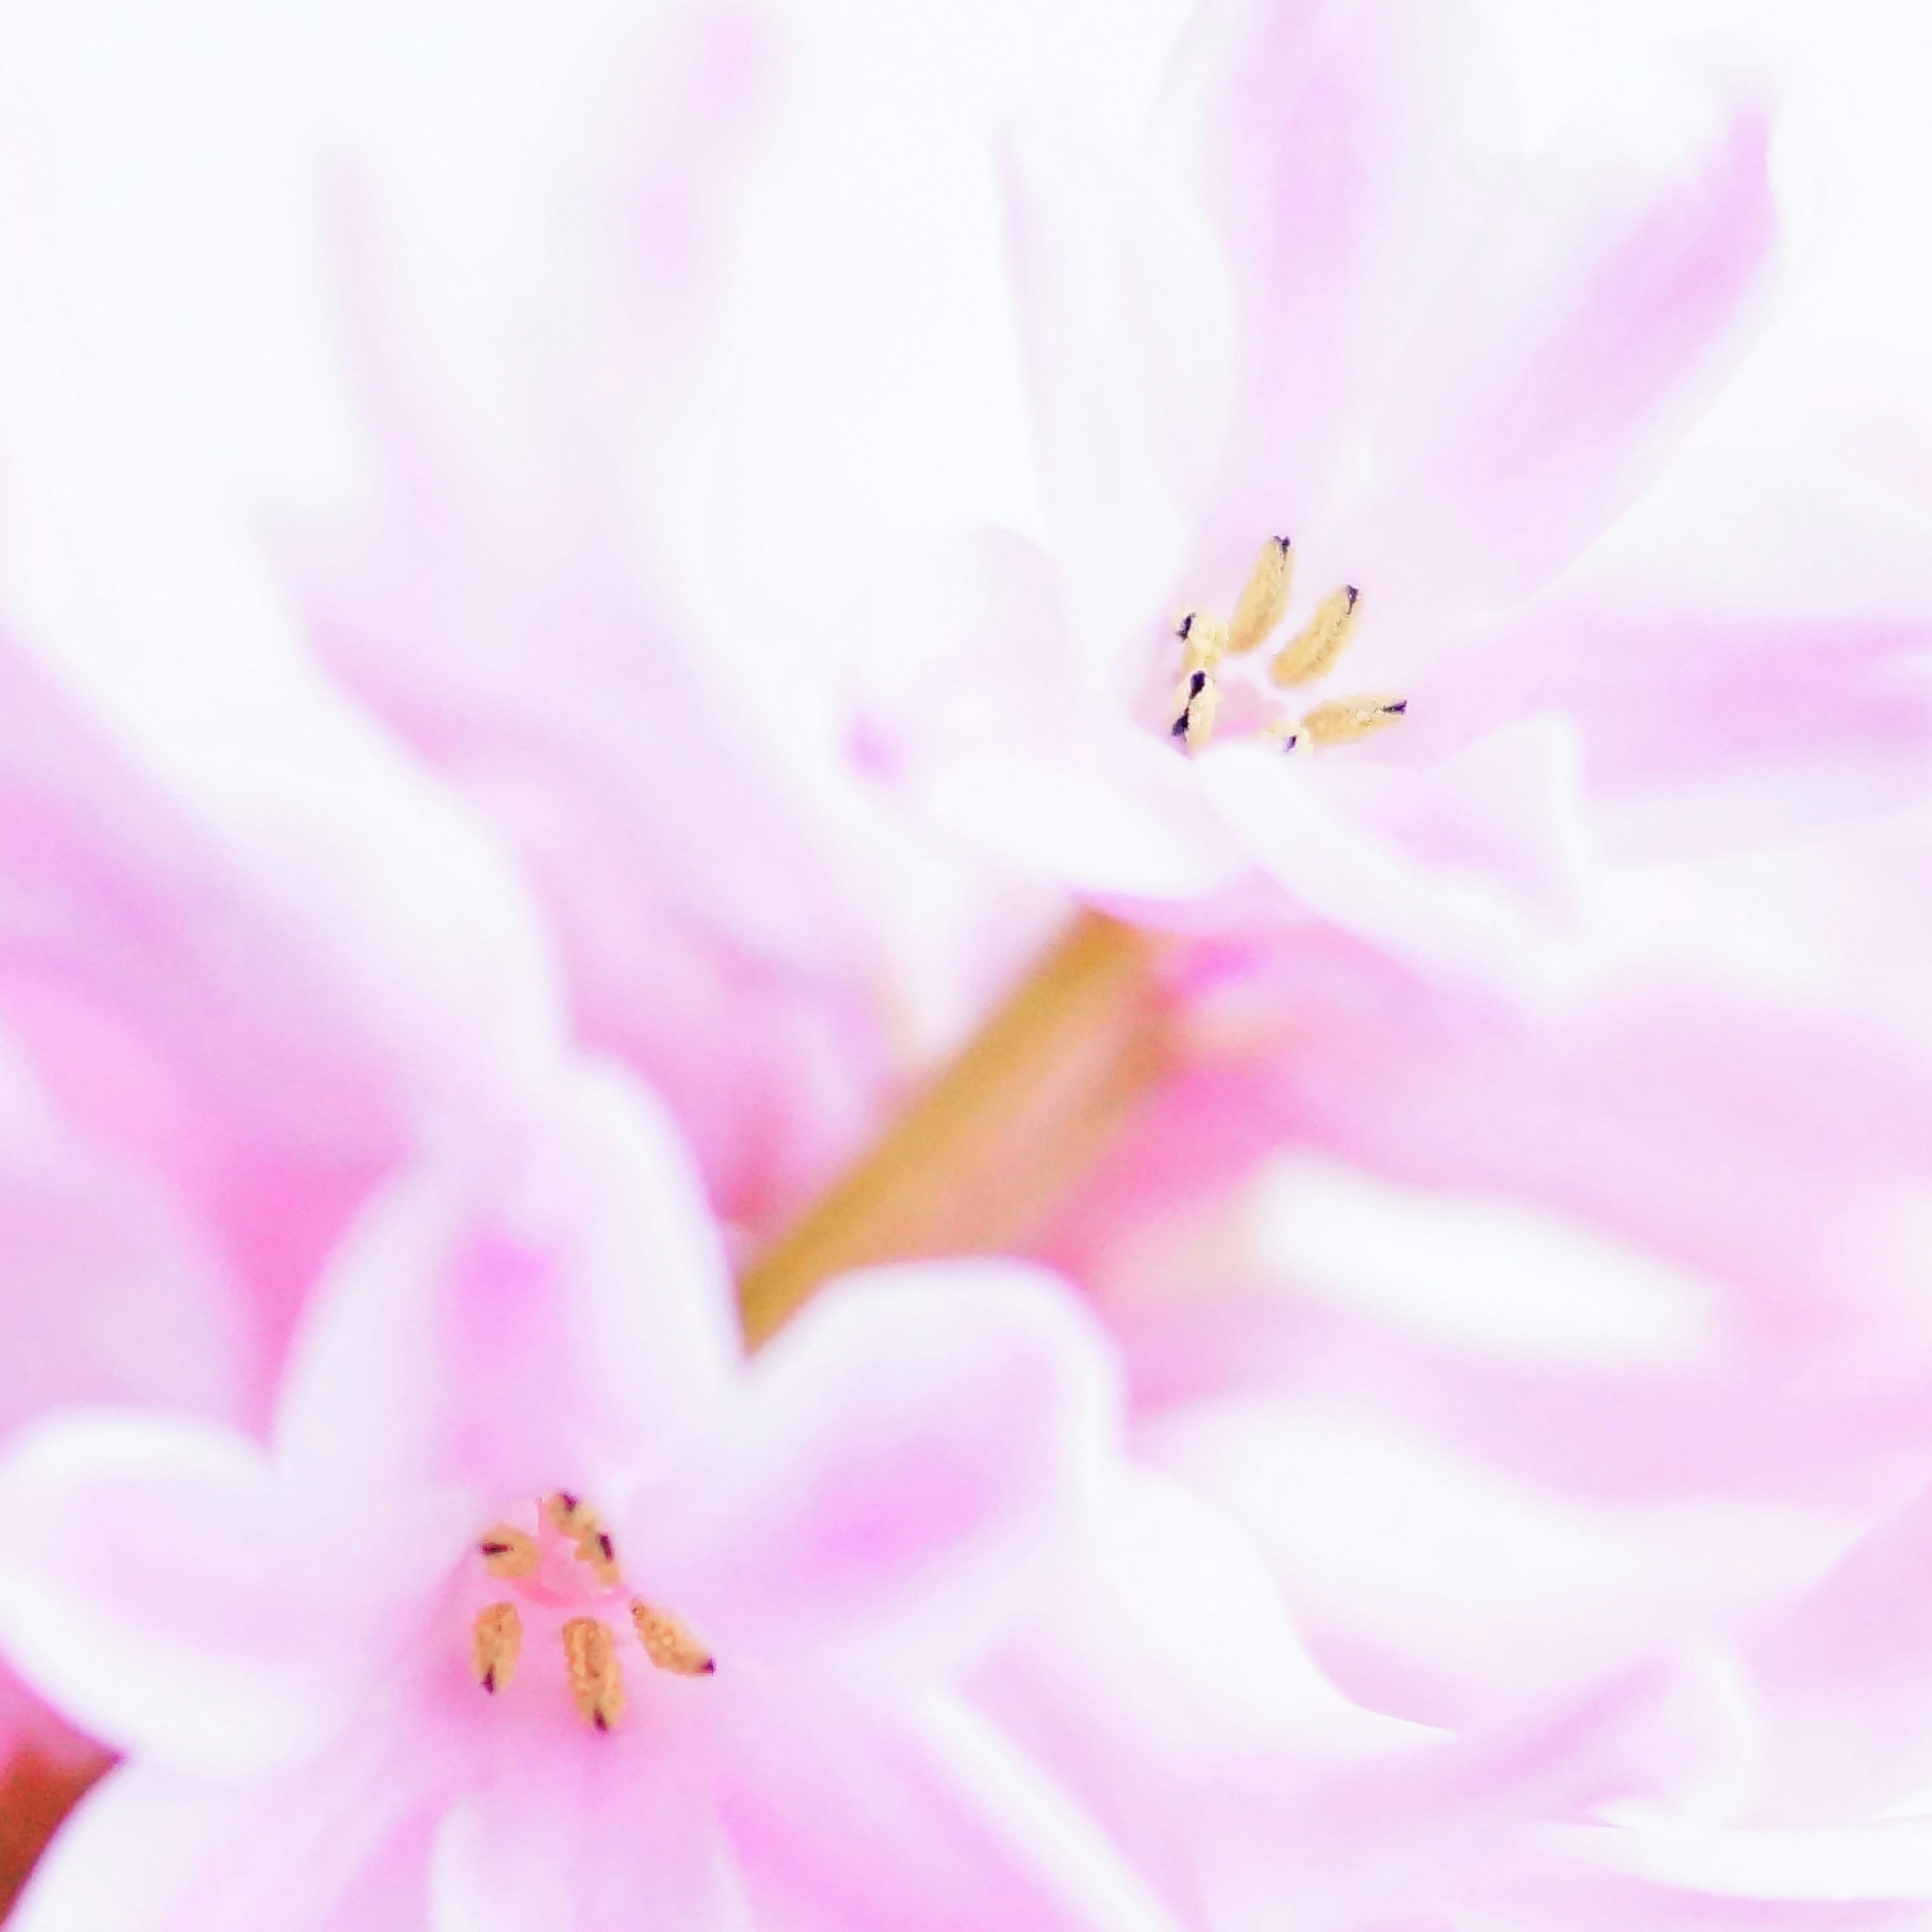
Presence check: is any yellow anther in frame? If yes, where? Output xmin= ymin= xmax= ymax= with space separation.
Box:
xmin=1296 ymin=693 xmax=1407 ymax=748
xmin=580 ymin=1525 xmax=621 ymax=1588
xmin=1269 ymin=584 xmax=1361 ymax=686
xmin=545 ymin=1492 xmax=593 ymax=1537
xmin=1177 ymin=611 xmax=1229 ymax=676
xmin=1226 ymin=536 xmax=1294 ymax=656
xmin=632 ymin=1598 xmax=716 ymax=1677
xmin=477 ymin=1525 xmax=539 ymax=1580
xmin=562 ymin=1617 xmax=625 ymax=1732
xmin=1169 ymin=669 xmax=1222 ymax=752
xmin=472 ymin=1602 xmax=523 ymax=1695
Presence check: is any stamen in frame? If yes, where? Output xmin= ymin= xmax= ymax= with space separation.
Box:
xmin=1177 ymin=611 xmax=1230 ymax=676
xmin=1226 ymin=536 xmax=1293 ymax=656
xmin=631 ymin=1598 xmax=716 ymax=1677
xmin=561 ymin=1617 xmax=625 ymax=1732
xmin=1269 ymin=584 xmax=1360 ymax=686
xmin=1169 ymin=668 xmax=1222 ymax=752
xmin=583 ymin=1528 xmax=621 ymax=1589
xmin=472 ymin=1602 xmax=523 ymax=1695
xmin=545 ymin=1492 xmax=591 ymax=1537
xmin=1296 ymin=692 xmax=1408 ymax=748
xmin=477 ymin=1526 xmax=539 ymax=1580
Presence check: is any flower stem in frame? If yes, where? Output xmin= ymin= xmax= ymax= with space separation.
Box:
xmin=738 ymin=910 xmax=1172 ymax=1347
xmin=0 ymin=1746 xmax=111 ymax=1918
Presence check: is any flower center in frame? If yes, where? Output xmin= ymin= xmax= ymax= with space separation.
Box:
xmin=1168 ymin=536 xmax=1407 ymax=755
xmin=468 ymin=1491 xmax=714 ymax=1732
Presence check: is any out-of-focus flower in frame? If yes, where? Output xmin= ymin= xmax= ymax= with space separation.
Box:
xmin=0 ymin=151 xmax=574 ymax=1791
xmin=849 ymin=0 xmax=1932 ymax=994
xmin=289 ymin=4 xmax=1062 ymax=1244
xmin=0 ymin=1062 xmax=1170 ymax=1929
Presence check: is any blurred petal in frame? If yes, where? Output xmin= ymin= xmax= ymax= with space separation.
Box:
xmin=721 ymin=1687 xmax=1183 ymax=1932
xmin=644 ymin=1262 xmax=1120 ymax=1676
xmin=430 ymin=1746 xmax=738 ymax=1932
xmin=12 ymin=1733 xmax=445 ymax=1932
xmin=278 ymin=1061 xmax=739 ymax=1512
xmin=0 ymin=1412 xmax=415 ymax=1777
xmin=1001 ymin=106 xmax=1233 ymax=694
xmin=1167 ymin=0 xmax=1515 ymax=592
xmin=1354 ymin=74 xmax=1778 ymax=618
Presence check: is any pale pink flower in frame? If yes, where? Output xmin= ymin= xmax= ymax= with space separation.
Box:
xmin=1531 ymin=1477 xmax=1932 ymax=1914
xmin=0 ymin=1060 xmax=1177 ymax=1930
xmin=850 ymin=0 xmax=1932 ymax=992
xmin=0 ymin=189 xmax=574 ymax=1777
xmin=1015 ymin=919 xmax=1932 ymax=1737
xmin=287 ymin=5 xmax=1054 ymax=1242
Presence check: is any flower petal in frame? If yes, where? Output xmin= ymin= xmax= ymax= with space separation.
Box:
xmin=1194 ymin=737 xmax=1590 ymax=1000
xmin=0 ymin=1032 xmax=253 ymax=1437
xmin=1350 ymin=74 xmax=1778 ymax=620
xmin=1167 ymin=0 xmax=1516 ymax=601
xmin=1001 ymin=106 xmax=1233 ymax=695
xmin=277 ymin=1061 xmax=739 ymax=1514
xmin=11 ymin=1735 xmax=445 ymax=1932
xmin=640 ymin=1261 xmax=1120 ymax=1676
xmin=1412 ymin=454 xmax=1932 ymax=851
xmin=719 ymin=1686 xmax=1183 ymax=1932
xmin=0 ymin=257 xmax=566 ymax=1167
xmin=429 ymin=1743 xmax=739 ymax=1932
xmin=0 ymin=1411 xmax=410 ymax=1777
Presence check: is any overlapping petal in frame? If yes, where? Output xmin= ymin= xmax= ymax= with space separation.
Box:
xmin=277 ymin=1060 xmax=739 ymax=1513
xmin=643 ymin=1262 xmax=1120 ymax=1677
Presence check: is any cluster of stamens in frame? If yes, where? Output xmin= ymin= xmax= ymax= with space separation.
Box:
xmin=469 ymin=1490 xmax=714 ymax=1733
xmin=1169 ymin=536 xmax=1406 ymax=755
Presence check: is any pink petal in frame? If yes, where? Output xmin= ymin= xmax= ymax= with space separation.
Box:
xmin=11 ymin=1733 xmax=447 ymax=1932
xmin=1167 ymin=0 xmax=1516 ymax=602
xmin=277 ymin=1061 xmax=739 ymax=1514
xmin=1564 ymin=1819 xmax=1932 ymax=1905
xmin=1411 ymin=456 xmax=1932 ymax=851
xmin=1350 ymin=75 xmax=1778 ymax=620
xmin=1145 ymin=1396 xmax=1847 ymax=1728
xmin=1193 ymin=738 xmax=1590 ymax=999
xmin=429 ymin=1742 xmax=738 ymax=1932
xmin=0 ymin=1411 xmax=425 ymax=1777
xmin=0 ymin=1034 xmax=253 ymax=1437
xmin=1001 ymin=107 xmax=1233 ymax=696
xmin=850 ymin=529 xmax=1251 ymax=903
xmin=719 ymin=1687 xmax=1182 ymax=1932
xmin=640 ymin=1262 xmax=1120 ymax=1677
xmin=973 ymin=1467 xmax=1425 ymax=1918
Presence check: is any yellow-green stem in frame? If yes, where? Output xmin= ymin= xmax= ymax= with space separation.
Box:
xmin=738 ymin=910 xmax=1172 ymax=1348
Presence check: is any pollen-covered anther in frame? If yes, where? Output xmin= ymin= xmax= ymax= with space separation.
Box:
xmin=1269 ymin=584 xmax=1361 ymax=686
xmin=477 ymin=1525 xmax=539 ymax=1580
xmin=581 ymin=1526 xmax=621 ymax=1588
xmin=1176 ymin=610 xmax=1230 ymax=676
xmin=1169 ymin=665 xmax=1223 ymax=751
xmin=545 ymin=1491 xmax=592 ymax=1537
xmin=562 ymin=1616 xmax=625 ymax=1732
xmin=472 ymin=1602 xmax=523 ymax=1695
xmin=1226 ymin=535 xmax=1293 ymax=655
xmin=632 ymin=1598 xmax=717 ymax=1677
xmin=1296 ymin=692 xmax=1408 ymax=748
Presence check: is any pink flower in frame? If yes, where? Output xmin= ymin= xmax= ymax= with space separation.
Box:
xmin=851 ymin=0 xmax=1932 ymax=992
xmin=1011 ymin=917 xmax=1932 ymax=1738
xmin=0 ymin=1061 xmax=1168 ymax=1929
xmin=0 ymin=208 xmax=575 ymax=1771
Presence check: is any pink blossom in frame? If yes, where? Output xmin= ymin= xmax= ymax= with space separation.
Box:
xmin=0 ymin=1061 xmax=1178 ymax=1929
xmin=0 ymin=202 xmax=576 ymax=1773
xmin=850 ymin=0 xmax=1932 ymax=994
